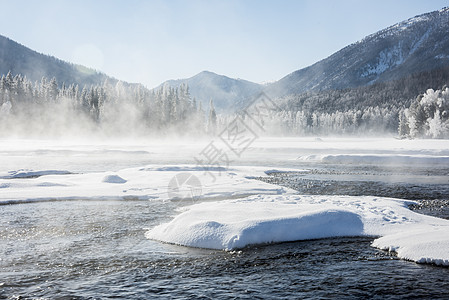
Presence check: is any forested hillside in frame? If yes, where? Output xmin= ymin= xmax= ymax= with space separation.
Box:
xmin=259 ymin=66 xmax=449 ymax=136
xmin=0 ymin=72 xmax=215 ymax=137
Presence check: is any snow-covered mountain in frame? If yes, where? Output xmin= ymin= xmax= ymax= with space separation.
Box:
xmin=267 ymin=7 xmax=449 ymax=97
xmin=2 ymin=6 xmax=448 ymax=111
xmin=156 ymin=71 xmax=262 ymax=112
xmin=0 ymin=35 xmax=118 ymax=87
xmin=157 ymin=7 xmax=449 ymax=109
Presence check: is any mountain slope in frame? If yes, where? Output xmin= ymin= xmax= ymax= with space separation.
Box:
xmin=268 ymin=7 xmax=449 ymax=97
xmin=156 ymin=71 xmax=262 ymax=112
xmin=0 ymin=35 xmax=117 ymax=86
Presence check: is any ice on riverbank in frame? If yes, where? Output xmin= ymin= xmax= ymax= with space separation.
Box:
xmin=297 ymin=154 xmax=449 ymax=165
xmin=0 ymin=165 xmax=294 ymax=204
xmin=372 ymin=227 xmax=449 ymax=266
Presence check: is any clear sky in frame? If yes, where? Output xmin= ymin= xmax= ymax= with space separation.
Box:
xmin=0 ymin=0 xmax=448 ymax=88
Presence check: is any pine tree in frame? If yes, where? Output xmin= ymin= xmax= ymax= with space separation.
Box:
xmin=48 ymin=77 xmax=58 ymax=101
xmin=4 ymin=71 xmax=13 ymax=92
xmin=428 ymin=109 xmax=443 ymax=138
xmin=398 ymin=109 xmax=410 ymax=138
xmin=207 ymin=99 xmax=217 ymax=135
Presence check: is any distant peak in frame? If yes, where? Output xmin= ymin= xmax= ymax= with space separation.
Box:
xmin=193 ymin=70 xmax=230 ymax=80
xmin=198 ymin=70 xmax=217 ymax=76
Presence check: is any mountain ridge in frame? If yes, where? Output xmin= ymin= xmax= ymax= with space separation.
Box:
xmin=0 ymin=34 xmax=120 ymax=87
xmin=155 ymin=7 xmax=449 ymax=110
xmin=267 ymin=7 xmax=449 ymax=98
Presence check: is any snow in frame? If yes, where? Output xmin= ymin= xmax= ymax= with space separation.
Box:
xmin=409 ymin=28 xmax=431 ymax=55
xmin=102 ymin=174 xmax=127 ymax=184
xmin=297 ymin=154 xmax=449 ymax=165
xmin=146 ymin=199 xmax=364 ymax=250
xmin=0 ymin=101 xmax=12 ymax=115
xmin=0 ymin=169 xmax=72 ymax=179
xmin=372 ymin=228 xmax=449 ymax=266
xmin=436 ymin=54 xmax=449 ymax=60
xmin=361 ymin=44 xmax=404 ymax=78
xmin=1 ymin=137 xmax=449 ymax=266
xmin=146 ymin=195 xmax=449 ymax=265
xmin=0 ymin=165 xmax=292 ymax=204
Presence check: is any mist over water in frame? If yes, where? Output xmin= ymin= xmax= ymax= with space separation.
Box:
xmin=2 ymin=67 xmax=449 ymax=141
xmin=0 ymin=73 xmax=212 ymax=139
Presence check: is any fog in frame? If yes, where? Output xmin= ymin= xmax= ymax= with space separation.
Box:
xmin=1 ymin=71 xmax=449 ymax=142
xmin=0 ymin=73 xmax=292 ymax=140
xmin=0 ymin=75 xmax=208 ymax=140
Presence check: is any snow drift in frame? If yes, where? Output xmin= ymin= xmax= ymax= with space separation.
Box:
xmin=146 ymin=195 xmax=449 ymax=266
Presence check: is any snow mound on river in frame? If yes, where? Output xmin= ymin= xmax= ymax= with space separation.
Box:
xmin=102 ymin=174 xmax=127 ymax=184
xmin=146 ymin=194 xmax=449 ymax=266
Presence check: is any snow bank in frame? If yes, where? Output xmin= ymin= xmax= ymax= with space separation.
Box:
xmin=372 ymin=228 xmax=449 ymax=266
xmin=147 ymin=202 xmax=363 ymax=250
xmin=243 ymin=137 xmax=449 ymax=166
xmin=146 ymin=195 xmax=449 ymax=265
xmin=0 ymin=169 xmax=72 ymax=179
xmin=298 ymin=154 xmax=449 ymax=165
xmin=0 ymin=165 xmax=294 ymax=204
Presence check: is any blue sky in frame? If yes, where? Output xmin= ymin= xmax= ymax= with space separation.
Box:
xmin=0 ymin=0 xmax=448 ymax=88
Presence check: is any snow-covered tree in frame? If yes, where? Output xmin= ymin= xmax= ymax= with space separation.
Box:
xmin=207 ymin=99 xmax=217 ymax=135
xmin=401 ymin=88 xmax=449 ymax=138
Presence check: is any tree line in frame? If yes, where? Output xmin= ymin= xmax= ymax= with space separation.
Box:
xmin=0 ymin=71 xmax=217 ymax=137
xmin=1 ymin=68 xmax=448 ymax=138
xmin=263 ymin=66 xmax=449 ymax=137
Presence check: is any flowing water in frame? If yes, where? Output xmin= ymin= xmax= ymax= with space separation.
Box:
xmin=1 ymin=200 xmax=449 ymax=299
xmin=1 ymin=162 xmax=449 ymax=299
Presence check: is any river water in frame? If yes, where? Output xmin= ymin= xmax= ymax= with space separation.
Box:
xmin=1 ymin=162 xmax=449 ymax=299
xmin=1 ymin=138 xmax=449 ymax=299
